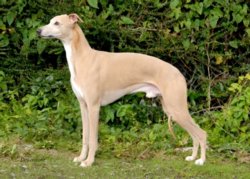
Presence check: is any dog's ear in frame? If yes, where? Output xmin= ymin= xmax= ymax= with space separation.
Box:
xmin=68 ymin=13 xmax=83 ymax=23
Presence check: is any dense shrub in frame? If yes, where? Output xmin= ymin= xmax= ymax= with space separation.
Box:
xmin=1 ymin=0 xmax=249 ymax=108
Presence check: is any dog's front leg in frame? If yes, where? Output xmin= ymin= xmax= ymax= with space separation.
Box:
xmin=73 ymin=101 xmax=89 ymax=163
xmin=80 ymin=104 xmax=100 ymax=167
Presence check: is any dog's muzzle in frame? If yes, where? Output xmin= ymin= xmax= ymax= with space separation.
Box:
xmin=37 ymin=28 xmax=54 ymax=38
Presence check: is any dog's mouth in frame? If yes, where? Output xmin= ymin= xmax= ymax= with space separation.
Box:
xmin=37 ymin=29 xmax=55 ymax=38
xmin=40 ymin=35 xmax=55 ymax=38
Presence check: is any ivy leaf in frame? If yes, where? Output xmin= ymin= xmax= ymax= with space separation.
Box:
xmin=195 ymin=2 xmax=203 ymax=15
xmin=209 ymin=15 xmax=219 ymax=28
xmin=233 ymin=14 xmax=244 ymax=24
xmin=246 ymin=28 xmax=250 ymax=37
xmin=6 ymin=11 xmax=16 ymax=25
xmin=103 ymin=106 xmax=115 ymax=123
xmin=243 ymin=19 xmax=249 ymax=27
xmin=229 ymin=40 xmax=239 ymax=49
xmin=204 ymin=0 xmax=213 ymax=8
xmin=117 ymin=104 xmax=132 ymax=117
xmin=120 ymin=16 xmax=134 ymax=25
xmin=37 ymin=40 xmax=46 ymax=55
xmin=182 ymin=39 xmax=190 ymax=51
xmin=0 ymin=34 xmax=9 ymax=47
xmin=170 ymin=0 xmax=180 ymax=9
xmin=87 ymin=0 xmax=98 ymax=9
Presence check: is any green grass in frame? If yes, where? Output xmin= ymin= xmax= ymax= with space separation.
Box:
xmin=0 ymin=146 xmax=250 ymax=179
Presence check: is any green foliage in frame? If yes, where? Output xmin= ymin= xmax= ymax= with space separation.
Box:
xmin=0 ymin=70 xmax=80 ymax=148
xmin=202 ymin=74 xmax=250 ymax=151
xmin=1 ymin=0 xmax=249 ymax=107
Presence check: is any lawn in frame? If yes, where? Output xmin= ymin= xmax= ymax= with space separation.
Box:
xmin=0 ymin=144 xmax=249 ymax=179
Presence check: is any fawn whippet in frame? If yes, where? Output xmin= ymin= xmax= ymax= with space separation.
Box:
xmin=37 ymin=13 xmax=207 ymax=167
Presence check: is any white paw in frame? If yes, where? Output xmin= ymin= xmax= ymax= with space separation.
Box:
xmin=185 ymin=156 xmax=195 ymax=161
xmin=195 ymin=158 xmax=205 ymax=166
xmin=80 ymin=159 xmax=94 ymax=168
xmin=73 ymin=156 xmax=85 ymax=163
xmin=73 ymin=157 xmax=80 ymax=163
xmin=80 ymin=162 xmax=88 ymax=168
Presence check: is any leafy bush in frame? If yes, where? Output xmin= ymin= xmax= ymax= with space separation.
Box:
xmin=202 ymin=73 xmax=250 ymax=151
xmin=1 ymin=0 xmax=249 ymax=109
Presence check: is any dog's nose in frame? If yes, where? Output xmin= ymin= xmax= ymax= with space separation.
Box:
xmin=37 ymin=28 xmax=42 ymax=35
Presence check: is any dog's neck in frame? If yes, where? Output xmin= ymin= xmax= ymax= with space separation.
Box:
xmin=61 ymin=24 xmax=92 ymax=79
xmin=62 ymin=24 xmax=91 ymax=61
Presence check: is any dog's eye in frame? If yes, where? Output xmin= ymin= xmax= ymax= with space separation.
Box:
xmin=54 ymin=21 xmax=59 ymax=25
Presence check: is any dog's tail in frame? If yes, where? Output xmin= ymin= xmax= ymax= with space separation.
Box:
xmin=168 ymin=115 xmax=176 ymax=139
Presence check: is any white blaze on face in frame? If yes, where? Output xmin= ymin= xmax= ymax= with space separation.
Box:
xmin=63 ymin=42 xmax=84 ymax=99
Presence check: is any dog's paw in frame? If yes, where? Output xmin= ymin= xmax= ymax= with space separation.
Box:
xmin=73 ymin=156 xmax=86 ymax=163
xmin=73 ymin=157 xmax=80 ymax=163
xmin=80 ymin=160 xmax=93 ymax=168
xmin=185 ymin=156 xmax=195 ymax=161
xmin=194 ymin=158 xmax=205 ymax=166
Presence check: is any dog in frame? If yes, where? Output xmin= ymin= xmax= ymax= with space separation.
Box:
xmin=37 ymin=13 xmax=207 ymax=167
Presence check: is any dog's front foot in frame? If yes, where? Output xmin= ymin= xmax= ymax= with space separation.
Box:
xmin=73 ymin=157 xmax=81 ymax=163
xmin=73 ymin=155 xmax=86 ymax=163
xmin=80 ymin=159 xmax=94 ymax=168
xmin=194 ymin=158 xmax=205 ymax=166
xmin=185 ymin=156 xmax=196 ymax=161
xmin=73 ymin=145 xmax=88 ymax=163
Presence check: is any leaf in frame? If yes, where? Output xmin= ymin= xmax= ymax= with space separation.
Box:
xmin=6 ymin=11 xmax=16 ymax=25
xmin=195 ymin=2 xmax=203 ymax=15
xmin=243 ymin=19 xmax=249 ymax=27
xmin=229 ymin=40 xmax=239 ymax=49
xmin=241 ymin=4 xmax=248 ymax=15
xmin=120 ymin=16 xmax=134 ymax=25
xmin=204 ymin=0 xmax=213 ymax=8
xmin=29 ymin=30 xmax=37 ymax=41
xmin=173 ymin=24 xmax=180 ymax=33
xmin=0 ymin=20 xmax=6 ymax=30
xmin=184 ymin=19 xmax=191 ymax=29
xmin=87 ymin=0 xmax=98 ymax=9
xmin=103 ymin=106 xmax=115 ymax=123
xmin=0 ymin=35 xmax=9 ymax=47
xmin=182 ymin=39 xmax=190 ymax=51
xmin=117 ymin=104 xmax=132 ymax=117
xmin=215 ymin=55 xmax=223 ymax=65
xmin=209 ymin=15 xmax=219 ymax=28
xmin=172 ymin=7 xmax=182 ymax=20
xmin=233 ymin=13 xmax=244 ymax=24
xmin=37 ymin=40 xmax=47 ymax=55
xmin=170 ymin=0 xmax=180 ymax=9
xmin=211 ymin=7 xmax=223 ymax=18
xmin=246 ymin=28 xmax=250 ymax=37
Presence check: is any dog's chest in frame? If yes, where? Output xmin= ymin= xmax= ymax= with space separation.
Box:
xmin=63 ymin=43 xmax=85 ymax=100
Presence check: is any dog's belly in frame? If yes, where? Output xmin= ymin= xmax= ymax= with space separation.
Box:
xmin=101 ymin=83 xmax=161 ymax=106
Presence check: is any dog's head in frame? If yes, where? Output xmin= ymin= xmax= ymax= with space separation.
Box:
xmin=37 ymin=13 xmax=82 ymax=41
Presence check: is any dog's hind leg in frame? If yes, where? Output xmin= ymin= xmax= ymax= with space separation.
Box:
xmin=170 ymin=108 xmax=207 ymax=165
xmin=160 ymin=79 xmax=206 ymax=165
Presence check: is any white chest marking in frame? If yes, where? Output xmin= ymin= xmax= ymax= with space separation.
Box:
xmin=63 ymin=42 xmax=84 ymax=99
